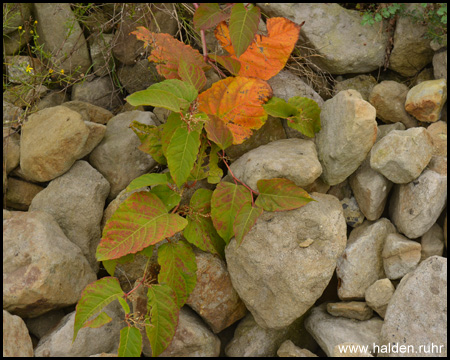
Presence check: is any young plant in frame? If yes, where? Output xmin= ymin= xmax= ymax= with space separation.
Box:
xmin=73 ymin=3 xmax=321 ymax=356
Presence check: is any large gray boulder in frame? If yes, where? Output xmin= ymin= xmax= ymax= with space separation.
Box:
xmin=225 ymin=192 xmax=347 ymax=329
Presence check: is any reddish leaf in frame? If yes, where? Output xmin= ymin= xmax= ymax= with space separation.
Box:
xmin=208 ymin=54 xmax=241 ymax=76
xmin=211 ymin=182 xmax=252 ymax=243
xmin=131 ymin=27 xmax=209 ymax=80
xmin=204 ymin=114 xmax=234 ymax=150
xmin=255 ymin=178 xmax=315 ymax=212
xmin=197 ymin=76 xmax=272 ymax=144
xmin=193 ymin=3 xmax=230 ymax=31
xmin=157 ymin=240 xmax=197 ymax=308
xmin=178 ymin=59 xmax=207 ymax=92
xmin=215 ymin=17 xmax=301 ymax=80
xmin=97 ymin=192 xmax=187 ymax=261
xmin=233 ymin=203 xmax=263 ymax=247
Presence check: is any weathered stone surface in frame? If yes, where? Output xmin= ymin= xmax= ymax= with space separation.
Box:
xmin=368 ymin=81 xmax=417 ymax=128
xmin=78 ymin=121 xmax=107 ymax=158
xmin=340 ymin=196 xmax=365 ymax=228
xmin=29 ymin=161 xmax=110 ymax=270
xmin=3 ymin=210 xmax=96 ymax=318
xmin=89 ymin=111 xmax=158 ymax=200
xmin=316 ymin=90 xmax=377 ymax=185
xmin=370 ymin=128 xmax=433 ymax=184
xmin=379 ymin=256 xmax=447 ymax=357
xmin=333 ymin=75 xmax=377 ymax=102
xmin=305 ymin=304 xmax=383 ymax=357
xmin=20 ymin=106 xmax=90 ymax=182
xmin=61 ymin=101 xmax=114 ymax=125
xmin=389 ymin=169 xmax=447 ymax=239
xmin=117 ymin=59 xmax=160 ymax=94
xmin=5 ymin=55 xmax=44 ymax=84
xmin=382 ymin=233 xmax=421 ymax=280
xmin=426 ymin=121 xmax=447 ymax=156
xmin=3 ymin=127 xmax=20 ymax=174
xmin=225 ymin=192 xmax=347 ymax=329
xmin=364 ymin=278 xmax=395 ymax=319
xmin=257 ymin=4 xmax=389 ymax=74
xmin=388 ymin=4 xmax=434 ymax=76
xmin=186 ymin=249 xmax=247 ymax=333
xmin=71 ymin=76 xmax=122 ymax=111
xmin=350 ymin=157 xmax=393 ymax=221
xmin=405 ymin=79 xmax=447 ymax=123
xmin=336 ymin=219 xmax=396 ymax=300
xmin=158 ymin=307 xmax=221 ymax=357
xmin=277 ymin=340 xmax=318 ymax=357
xmin=327 ymin=302 xmax=373 ymax=321
xmin=34 ymin=302 xmax=126 ymax=357
xmin=225 ymin=116 xmax=287 ymax=162
xmin=229 ymin=138 xmax=322 ymax=192
xmin=89 ymin=33 xmax=115 ymax=77
xmin=420 ymin=223 xmax=444 ymax=261
xmin=5 ymin=177 xmax=44 ymax=211
xmin=24 ymin=308 xmax=66 ymax=340
xmin=433 ymin=50 xmax=447 ymax=81
xmin=32 ymin=3 xmax=92 ymax=74
xmin=225 ymin=312 xmax=316 ymax=357
xmin=3 ymin=310 xmax=34 ymax=357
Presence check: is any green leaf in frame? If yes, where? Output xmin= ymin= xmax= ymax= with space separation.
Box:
xmin=146 ymin=284 xmax=179 ymax=357
xmin=130 ymin=121 xmax=167 ymax=165
xmin=183 ymin=188 xmax=225 ymax=257
xmin=97 ymin=192 xmax=187 ymax=261
xmin=207 ymin=144 xmax=223 ymax=184
xmin=204 ymin=114 xmax=234 ymax=150
xmin=150 ymin=185 xmax=181 ymax=211
xmin=161 ymin=113 xmax=183 ymax=156
xmin=83 ymin=311 xmax=112 ymax=329
xmin=286 ymin=97 xmax=321 ymax=137
xmin=229 ymin=3 xmax=261 ymax=58
xmin=263 ymin=96 xmax=298 ymax=118
xmin=126 ymin=79 xmax=197 ymax=112
xmin=178 ymin=59 xmax=207 ymax=92
xmin=73 ymin=277 xmax=124 ymax=342
xmin=255 ymin=178 xmax=315 ymax=212
xmin=157 ymin=240 xmax=197 ymax=308
xmin=166 ymin=126 xmax=202 ymax=188
xmin=193 ymin=3 xmax=230 ymax=31
xmin=188 ymin=135 xmax=209 ymax=182
xmin=126 ymin=173 xmax=172 ymax=192
xmin=118 ymin=326 xmax=142 ymax=357
xmin=117 ymin=296 xmax=130 ymax=315
xmin=211 ymin=182 xmax=252 ymax=244
xmin=233 ymin=203 xmax=263 ymax=247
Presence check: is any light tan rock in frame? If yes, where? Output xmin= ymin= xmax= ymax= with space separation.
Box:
xmin=327 ymin=302 xmax=373 ymax=321
xmin=405 ymin=79 xmax=447 ymax=123
xmin=420 ymin=223 xmax=444 ymax=261
xmin=20 ymin=106 xmax=90 ymax=182
xmin=3 ymin=310 xmax=34 ymax=357
xmin=382 ymin=233 xmax=421 ymax=280
xmin=364 ymin=278 xmax=395 ymax=318
xmin=426 ymin=120 xmax=447 ymax=156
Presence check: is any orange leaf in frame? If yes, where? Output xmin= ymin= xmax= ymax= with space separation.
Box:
xmin=198 ymin=76 xmax=272 ymax=145
xmin=131 ymin=26 xmax=209 ymax=80
xmin=215 ymin=17 xmax=301 ymax=80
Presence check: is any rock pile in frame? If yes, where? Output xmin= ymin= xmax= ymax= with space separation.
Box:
xmin=3 ymin=3 xmax=446 ymax=357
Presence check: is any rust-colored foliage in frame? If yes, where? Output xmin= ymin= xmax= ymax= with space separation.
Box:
xmin=131 ymin=26 xmax=209 ymax=80
xmin=197 ymin=76 xmax=272 ymax=144
xmin=215 ymin=17 xmax=301 ymax=80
